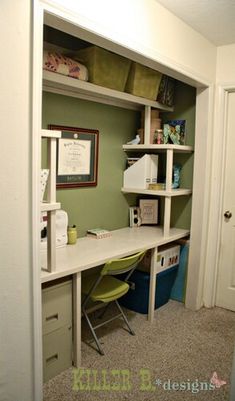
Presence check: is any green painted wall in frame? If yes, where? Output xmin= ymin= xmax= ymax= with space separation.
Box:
xmin=162 ymin=81 xmax=196 ymax=229
xmin=42 ymin=92 xmax=139 ymax=237
xmin=42 ymin=80 xmax=195 ymax=236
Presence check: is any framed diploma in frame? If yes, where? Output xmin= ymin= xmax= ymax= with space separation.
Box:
xmin=49 ymin=125 xmax=99 ymax=188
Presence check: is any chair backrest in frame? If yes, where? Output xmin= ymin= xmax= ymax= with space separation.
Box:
xmin=101 ymin=250 xmax=146 ymax=276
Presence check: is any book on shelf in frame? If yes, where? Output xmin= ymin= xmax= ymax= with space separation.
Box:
xmin=148 ymin=183 xmax=165 ymax=190
xmin=86 ymin=228 xmax=112 ymax=239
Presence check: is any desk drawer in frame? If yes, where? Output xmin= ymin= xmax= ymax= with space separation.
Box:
xmin=42 ymin=279 xmax=72 ymax=335
xmin=43 ymin=325 xmax=72 ymax=382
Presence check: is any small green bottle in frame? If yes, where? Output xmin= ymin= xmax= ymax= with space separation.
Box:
xmin=67 ymin=225 xmax=77 ymax=245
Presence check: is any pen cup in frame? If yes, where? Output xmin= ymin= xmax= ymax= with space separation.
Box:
xmin=67 ymin=225 xmax=77 ymax=245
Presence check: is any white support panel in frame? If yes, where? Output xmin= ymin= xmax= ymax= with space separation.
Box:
xmin=148 ymin=247 xmax=158 ymax=323
xmin=73 ymin=272 xmax=81 ymax=367
xmin=123 ymin=144 xmax=193 ymax=153
xmin=164 ymin=197 xmax=171 ymax=237
xmin=121 ymin=187 xmax=192 ymax=197
xmin=46 ymin=210 xmax=56 ymax=272
xmin=41 ymin=129 xmax=61 ymax=138
xmin=40 ymin=202 xmax=61 ymax=212
xmin=165 ymin=148 xmax=173 ymax=192
xmin=144 ymin=105 xmax=151 ymax=145
xmin=43 ymin=70 xmax=173 ymax=112
xmin=47 ymin=137 xmax=57 ymax=202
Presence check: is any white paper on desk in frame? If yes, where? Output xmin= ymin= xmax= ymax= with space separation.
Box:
xmin=58 ymin=138 xmax=91 ymax=175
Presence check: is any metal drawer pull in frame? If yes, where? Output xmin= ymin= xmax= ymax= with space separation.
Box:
xmin=46 ymin=354 xmax=58 ymax=365
xmin=46 ymin=313 xmax=58 ymax=322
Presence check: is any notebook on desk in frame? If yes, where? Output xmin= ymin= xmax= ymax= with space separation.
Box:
xmin=86 ymin=228 xmax=112 ymax=239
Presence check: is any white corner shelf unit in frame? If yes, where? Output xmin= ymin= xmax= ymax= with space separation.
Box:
xmin=122 ymin=138 xmax=193 ymax=237
xmin=41 ymin=129 xmax=61 ymax=273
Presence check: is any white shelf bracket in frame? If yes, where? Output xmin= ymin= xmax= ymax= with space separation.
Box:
xmin=164 ymin=196 xmax=171 ymax=237
xmin=47 ymin=137 xmax=57 ymax=202
xmin=148 ymin=246 xmax=158 ymax=323
xmin=43 ymin=134 xmax=59 ymax=273
xmin=144 ymin=105 xmax=151 ymax=145
xmin=165 ymin=148 xmax=173 ymax=192
xmin=47 ymin=210 xmax=56 ymax=272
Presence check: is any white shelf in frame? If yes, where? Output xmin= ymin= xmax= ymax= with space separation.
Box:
xmin=43 ymin=70 xmax=173 ymax=112
xmin=123 ymin=144 xmax=193 ymax=153
xmin=41 ymin=129 xmax=61 ymax=138
xmin=40 ymin=202 xmax=61 ymax=212
xmin=121 ymin=187 xmax=192 ymax=197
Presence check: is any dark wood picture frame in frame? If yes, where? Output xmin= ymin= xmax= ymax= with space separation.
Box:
xmin=49 ymin=125 xmax=99 ymax=188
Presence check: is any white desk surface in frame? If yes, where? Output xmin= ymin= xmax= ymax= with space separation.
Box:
xmin=41 ymin=226 xmax=189 ymax=283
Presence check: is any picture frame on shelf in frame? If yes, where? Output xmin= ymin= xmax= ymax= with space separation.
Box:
xmin=139 ymin=199 xmax=158 ymax=225
xmin=163 ymin=120 xmax=186 ymax=145
xmin=49 ymin=125 xmax=99 ymax=188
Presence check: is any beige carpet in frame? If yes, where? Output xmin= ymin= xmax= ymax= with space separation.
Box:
xmin=43 ymin=301 xmax=235 ymax=401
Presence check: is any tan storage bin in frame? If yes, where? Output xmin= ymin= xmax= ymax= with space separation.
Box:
xmin=42 ymin=279 xmax=72 ymax=335
xmin=73 ymin=46 xmax=131 ymax=91
xmin=125 ymin=62 xmax=162 ymax=100
xmin=43 ymin=326 xmax=73 ymax=382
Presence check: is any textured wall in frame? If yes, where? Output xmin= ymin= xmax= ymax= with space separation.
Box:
xmin=0 ymin=1 xmax=34 ymax=400
xmin=216 ymin=44 xmax=235 ymax=82
xmin=45 ymin=0 xmax=217 ymax=84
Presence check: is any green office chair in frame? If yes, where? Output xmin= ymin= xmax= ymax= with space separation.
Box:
xmin=82 ymin=250 xmax=146 ymax=355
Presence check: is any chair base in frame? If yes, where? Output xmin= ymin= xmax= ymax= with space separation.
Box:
xmin=82 ymin=300 xmax=135 ymax=355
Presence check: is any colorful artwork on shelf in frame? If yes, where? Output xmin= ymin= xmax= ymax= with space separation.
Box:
xmin=163 ymin=120 xmax=186 ymax=145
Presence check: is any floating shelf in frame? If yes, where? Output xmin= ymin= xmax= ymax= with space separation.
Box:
xmin=123 ymin=144 xmax=193 ymax=153
xmin=41 ymin=129 xmax=61 ymax=138
xmin=121 ymin=187 xmax=192 ymax=197
xmin=43 ymin=70 xmax=173 ymax=112
xmin=40 ymin=202 xmax=61 ymax=212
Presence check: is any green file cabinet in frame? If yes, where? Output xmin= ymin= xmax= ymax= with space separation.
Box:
xmin=42 ymin=278 xmax=73 ymax=382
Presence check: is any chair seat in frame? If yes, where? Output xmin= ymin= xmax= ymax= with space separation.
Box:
xmin=82 ymin=274 xmax=129 ymax=303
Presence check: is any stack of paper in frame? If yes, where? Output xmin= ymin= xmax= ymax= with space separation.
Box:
xmin=86 ymin=228 xmax=112 ymax=239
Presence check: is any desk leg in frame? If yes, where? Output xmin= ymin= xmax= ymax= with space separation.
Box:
xmin=148 ymin=247 xmax=158 ymax=323
xmin=73 ymin=272 xmax=81 ymax=367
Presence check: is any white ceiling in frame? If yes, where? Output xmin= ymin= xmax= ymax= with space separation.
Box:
xmin=156 ymin=0 xmax=235 ymax=46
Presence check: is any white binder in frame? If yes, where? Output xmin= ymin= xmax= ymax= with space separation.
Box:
xmin=123 ymin=154 xmax=158 ymax=189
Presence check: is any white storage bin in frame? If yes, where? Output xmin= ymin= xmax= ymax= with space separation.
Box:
xmin=156 ymin=244 xmax=180 ymax=273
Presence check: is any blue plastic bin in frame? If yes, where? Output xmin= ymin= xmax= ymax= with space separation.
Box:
xmin=119 ymin=265 xmax=178 ymax=314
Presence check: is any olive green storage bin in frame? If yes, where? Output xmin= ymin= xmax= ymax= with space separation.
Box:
xmin=43 ymin=325 xmax=73 ymax=382
xmin=74 ymin=46 xmax=131 ymax=91
xmin=125 ymin=62 xmax=162 ymax=100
